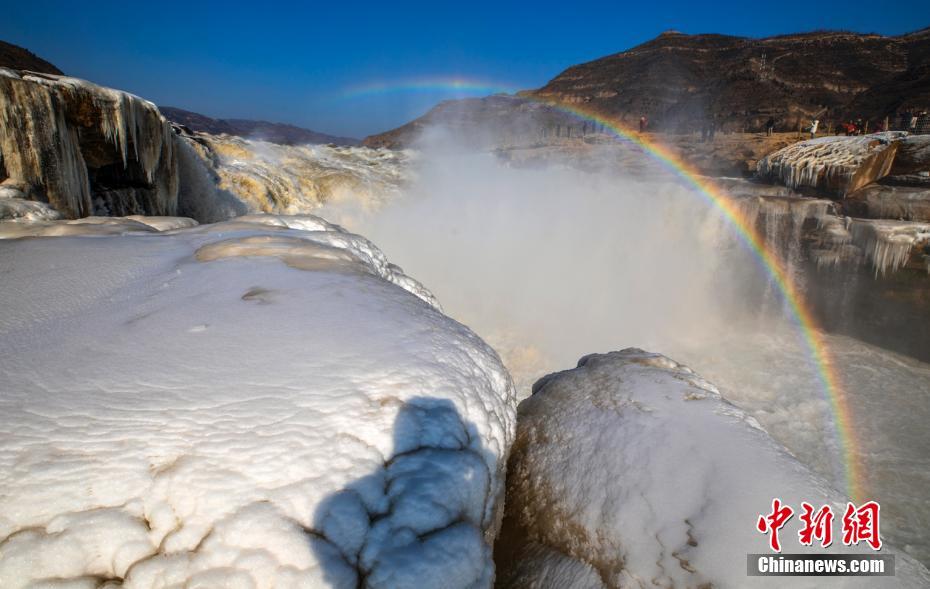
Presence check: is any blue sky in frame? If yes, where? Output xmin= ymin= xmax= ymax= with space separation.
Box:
xmin=3 ymin=0 xmax=927 ymax=137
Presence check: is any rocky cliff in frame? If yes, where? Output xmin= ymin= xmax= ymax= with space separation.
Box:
xmin=532 ymin=28 xmax=930 ymax=132
xmin=0 ymin=69 xmax=179 ymax=218
xmin=365 ymin=28 xmax=930 ymax=147
xmin=0 ymin=67 xmax=412 ymax=224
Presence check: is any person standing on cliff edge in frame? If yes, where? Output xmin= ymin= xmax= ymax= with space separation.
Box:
xmin=765 ymin=117 xmax=776 ymax=136
xmin=639 ymin=115 xmax=648 ymax=133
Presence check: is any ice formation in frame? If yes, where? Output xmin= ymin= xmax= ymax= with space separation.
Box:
xmin=0 ymin=195 xmax=62 ymax=222
xmin=0 ymin=69 xmax=408 ymax=226
xmin=188 ymin=133 xmax=413 ymax=216
xmin=737 ymin=194 xmax=835 ymax=260
xmin=0 ymin=214 xmax=515 ymax=588
xmin=0 ymin=69 xmax=179 ymax=218
xmin=495 ymin=349 xmax=930 ymax=588
xmin=847 ymin=219 xmax=930 ymax=276
xmin=757 ymin=133 xmax=905 ymax=196
xmin=731 ymin=192 xmax=930 ymax=276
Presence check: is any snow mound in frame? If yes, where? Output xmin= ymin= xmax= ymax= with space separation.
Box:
xmin=495 ymin=349 xmax=930 ymax=588
xmin=0 ymin=214 xmax=515 ymax=588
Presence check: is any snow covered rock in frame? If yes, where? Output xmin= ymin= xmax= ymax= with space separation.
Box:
xmin=0 ymin=214 xmax=515 ymax=588
xmin=0 ymin=194 xmax=62 ymax=222
xmin=0 ymin=214 xmax=195 ymax=239
xmin=757 ymin=133 xmax=904 ymax=196
xmin=0 ymin=69 xmax=178 ymax=218
xmin=494 ymin=349 xmax=930 ymax=588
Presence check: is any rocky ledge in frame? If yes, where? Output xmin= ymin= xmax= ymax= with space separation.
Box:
xmin=757 ymin=133 xmax=930 ymax=198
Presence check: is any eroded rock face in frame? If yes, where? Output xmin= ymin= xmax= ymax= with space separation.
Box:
xmin=0 ymin=69 xmax=178 ymax=218
xmin=845 ymin=183 xmax=930 ymax=222
xmin=495 ymin=349 xmax=930 ymax=588
xmin=891 ymin=135 xmax=930 ymax=175
xmin=756 ymin=132 xmax=904 ymax=196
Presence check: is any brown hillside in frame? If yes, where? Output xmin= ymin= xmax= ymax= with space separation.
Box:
xmin=532 ymin=28 xmax=930 ymax=131
xmin=365 ymin=28 xmax=930 ymax=147
xmin=0 ymin=40 xmax=62 ymax=75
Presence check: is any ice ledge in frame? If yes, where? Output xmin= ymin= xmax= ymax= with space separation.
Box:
xmin=757 ymin=132 xmax=909 ymax=196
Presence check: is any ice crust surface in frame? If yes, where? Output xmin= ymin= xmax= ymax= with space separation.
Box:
xmin=0 ymin=214 xmax=515 ymax=588
xmin=496 ymin=349 xmax=930 ymax=588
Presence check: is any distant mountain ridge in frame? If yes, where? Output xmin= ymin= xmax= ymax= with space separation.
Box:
xmin=362 ymin=95 xmax=584 ymax=149
xmin=531 ymin=27 xmax=930 ymax=130
xmin=160 ymin=107 xmax=360 ymax=146
xmin=365 ymin=27 xmax=930 ymax=146
xmin=0 ymin=40 xmax=63 ymax=75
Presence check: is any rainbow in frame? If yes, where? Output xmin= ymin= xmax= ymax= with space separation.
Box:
xmin=343 ymin=77 xmax=516 ymax=99
xmin=344 ymin=76 xmax=865 ymax=499
xmin=529 ymin=98 xmax=863 ymax=501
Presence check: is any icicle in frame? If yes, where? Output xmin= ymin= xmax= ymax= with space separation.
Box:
xmin=2 ymin=71 xmax=180 ymax=218
xmin=848 ymin=219 xmax=930 ymax=277
xmin=0 ymin=71 xmax=93 ymax=216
